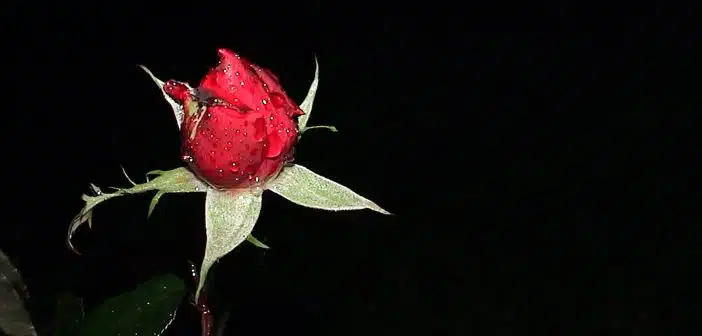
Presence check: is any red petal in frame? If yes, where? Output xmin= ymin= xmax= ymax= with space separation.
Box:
xmin=199 ymin=49 xmax=268 ymax=111
xmin=163 ymin=80 xmax=190 ymax=103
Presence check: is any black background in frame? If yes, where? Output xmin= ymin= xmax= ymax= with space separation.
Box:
xmin=1 ymin=1 xmax=698 ymax=335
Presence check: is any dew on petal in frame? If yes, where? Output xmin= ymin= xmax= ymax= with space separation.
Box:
xmin=264 ymin=131 xmax=284 ymax=158
xmin=181 ymin=155 xmax=194 ymax=163
xmin=163 ymin=80 xmax=190 ymax=103
xmin=253 ymin=118 xmax=266 ymax=141
xmin=230 ymin=162 xmax=239 ymax=172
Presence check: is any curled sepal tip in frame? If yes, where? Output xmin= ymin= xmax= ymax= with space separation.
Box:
xmin=67 ymin=167 xmax=207 ymax=254
xmin=300 ymin=125 xmax=338 ymax=135
xmin=266 ymin=164 xmax=392 ymax=215
xmin=195 ymin=189 xmax=263 ymax=301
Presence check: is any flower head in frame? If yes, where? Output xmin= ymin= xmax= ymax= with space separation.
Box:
xmin=165 ymin=49 xmax=303 ymax=190
xmin=69 ymin=49 xmax=391 ymax=307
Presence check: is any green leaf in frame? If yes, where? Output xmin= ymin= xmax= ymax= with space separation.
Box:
xmin=196 ymin=189 xmax=263 ymax=301
xmin=138 ymin=65 xmax=193 ymax=129
xmin=50 ymin=293 xmax=84 ymax=336
xmin=246 ymin=235 xmax=270 ymax=249
xmin=74 ymin=274 xmax=186 ymax=336
xmin=267 ymin=164 xmax=391 ymax=215
xmin=0 ymin=250 xmax=37 ymax=336
xmin=297 ymin=56 xmax=319 ymax=131
xmin=68 ymin=167 xmax=207 ymax=254
xmin=148 ymin=190 xmax=167 ymax=219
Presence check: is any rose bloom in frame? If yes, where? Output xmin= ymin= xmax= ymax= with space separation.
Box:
xmin=163 ymin=49 xmax=304 ymax=190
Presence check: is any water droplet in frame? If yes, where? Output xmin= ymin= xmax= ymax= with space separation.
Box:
xmin=227 ymin=141 xmax=233 ymax=147
xmin=255 ymin=176 xmax=260 ymax=183
xmin=230 ymin=162 xmax=239 ymax=172
xmin=235 ymin=129 xmax=241 ymax=135
xmin=235 ymin=71 xmax=240 ymax=76
xmin=261 ymin=99 xmax=268 ymax=105
xmin=217 ymin=169 xmax=224 ymax=176
xmin=247 ymin=174 xmax=254 ymax=180
xmin=240 ymin=80 xmax=245 ymax=86
xmin=269 ymin=115 xmax=274 ymax=120
xmin=243 ymin=131 xmax=248 ymax=137
xmin=264 ymin=131 xmax=284 ymax=158
xmin=209 ymin=150 xmax=216 ymax=157
xmin=253 ymin=118 xmax=266 ymax=141
xmin=182 ymin=155 xmax=194 ymax=162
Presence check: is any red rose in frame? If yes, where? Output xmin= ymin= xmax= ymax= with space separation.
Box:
xmin=163 ymin=49 xmax=304 ymax=190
